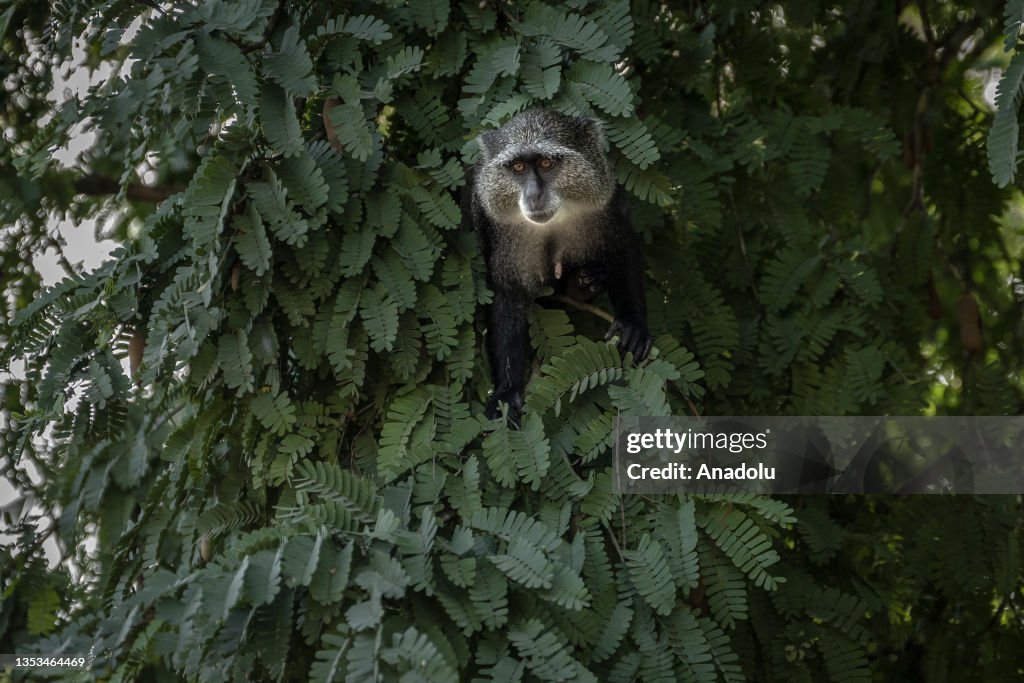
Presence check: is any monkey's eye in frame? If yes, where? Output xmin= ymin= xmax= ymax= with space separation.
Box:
xmin=537 ymin=157 xmax=555 ymax=171
xmin=511 ymin=161 xmax=527 ymax=174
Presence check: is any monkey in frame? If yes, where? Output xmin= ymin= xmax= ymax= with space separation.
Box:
xmin=466 ymin=108 xmax=652 ymax=426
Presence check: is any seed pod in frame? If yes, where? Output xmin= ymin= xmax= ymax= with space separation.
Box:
xmin=230 ymin=262 xmax=241 ymax=291
xmin=323 ymin=98 xmax=342 ymax=152
xmin=926 ymin=273 xmax=943 ymax=319
xmin=128 ymin=331 xmax=146 ymax=376
xmin=955 ymin=293 xmax=982 ymax=354
xmin=199 ymin=533 xmax=212 ymax=563
xmin=901 ymin=131 xmax=914 ymax=169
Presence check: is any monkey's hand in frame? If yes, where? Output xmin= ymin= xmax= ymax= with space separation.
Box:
xmin=485 ymin=387 xmax=524 ymax=428
xmin=577 ymin=265 xmax=607 ymax=294
xmin=605 ymin=318 xmax=653 ymax=363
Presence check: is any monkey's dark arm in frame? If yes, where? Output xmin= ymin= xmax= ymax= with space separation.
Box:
xmin=603 ymin=189 xmax=652 ymax=362
xmin=484 ymin=285 xmax=531 ymax=425
xmin=466 ymin=167 xmax=530 ymax=425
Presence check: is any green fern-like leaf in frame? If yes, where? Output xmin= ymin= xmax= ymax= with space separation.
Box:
xmin=625 ymin=533 xmax=676 ymax=616
xmin=195 ymin=34 xmax=258 ymax=106
xmin=233 ymin=204 xmax=272 ymax=276
xmin=182 ymin=154 xmax=237 ymax=250
xmin=819 ymin=633 xmax=871 ymax=683
xmin=521 ymin=39 xmax=562 ymax=100
xmin=987 ymin=51 xmax=1024 ymax=187
xmin=410 ymin=0 xmax=450 ymax=35
xmin=665 ymin=608 xmax=719 ymax=683
xmin=701 ymin=545 xmax=749 ymax=628
xmin=701 ymin=509 xmax=781 ymax=590
xmin=607 ymin=368 xmax=671 ymax=416
xmin=248 ymin=169 xmax=310 ymax=246
xmin=251 ymin=390 xmax=298 ymax=436
xmin=261 ymin=83 xmax=303 ymax=157
xmin=607 ymin=117 xmax=660 ymax=169
xmin=293 ymin=460 xmax=379 ymax=521
xmin=217 ymin=329 xmax=254 ymax=396
xmin=327 ymin=103 xmax=376 ymax=162
xmin=616 ymin=157 xmax=674 ymax=205
xmin=281 ymin=532 xmax=322 ymax=588
xmin=489 ymin=536 xmax=554 ymax=589
xmin=508 ymin=619 xmax=584 ymax=682
xmin=360 ymin=284 xmax=400 ymax=352
xmin=526 ymin=338 xmax=624 ymax=416
xmin=516 ymin=5 xmax=620 ymax=62
xmin=659 ymin=501 xmax=700 ymax=593
xmin=275 ymin=151 xmax=329 ymax=212
xmin=566 ymin=60 xmax=634 ymax=116
xmin=263 ymin=26 xmax=316 ymax=96
xmin=482 ymin=413 xmax=551 ymax=488
xmin=340 ymin=14 xmax=393 ymax=43
xmin=428 ymin=28 xmax=468 ymax=77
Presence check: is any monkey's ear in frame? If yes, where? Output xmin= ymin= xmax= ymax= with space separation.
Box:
xmin=579 ymin=116 xmax=608 ymax=151
xmin=477 ymin=130 xmax=500 ymax=161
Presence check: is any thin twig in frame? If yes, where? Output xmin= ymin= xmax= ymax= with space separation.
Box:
xmin=73 ymin=175 xmax=181 ymax=203
xmin=242 ymin=0 xmax=286 ymax=53
xmin=136 ymin=0 xmax=165 ymax=17
xmin=602 ymin=520 xmax=626 ymax=561
xmin=549 ymin=294 xmax=614 ymax=323
xmin=918 ymin=0 xmax=936 ymax=46
xmin=685 ymin=397 xmax=701 ymax=417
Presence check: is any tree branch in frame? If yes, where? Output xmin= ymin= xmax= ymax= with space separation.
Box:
xmin=73 ymin=175 xmax=181 ymax=203
xmin=548 ymin=294 xmax=615 ymax=323
xmin=242 ymin=0 xmax=286 ymax=53
xmin=936 ymin=16 xmax=986 ymax=71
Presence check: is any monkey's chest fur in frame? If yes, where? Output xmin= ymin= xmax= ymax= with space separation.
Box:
xmin=489 ymin=217 xmax=607 ymax=295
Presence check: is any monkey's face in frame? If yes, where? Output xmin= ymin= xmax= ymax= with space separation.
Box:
xmin=480 ymin=147 xmax=612 ymax=227
xmin=477 ymin=110 xmax=616 ymax=227
xmin=509 ymin=154 xmax=562 ymax=224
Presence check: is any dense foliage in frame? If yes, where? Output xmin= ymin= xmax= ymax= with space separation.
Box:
xmin=2 ymin=1 xmax=1023 ymax=681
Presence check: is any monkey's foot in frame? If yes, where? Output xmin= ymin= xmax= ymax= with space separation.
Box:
xmin=485 ymin=388 xmax=524 ymax=428
xmin=605 ymin=318 xmax=653 ymax=363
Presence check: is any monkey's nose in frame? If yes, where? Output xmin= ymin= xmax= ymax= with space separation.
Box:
xmin=525 ymin=193 xmax=548 ymax=212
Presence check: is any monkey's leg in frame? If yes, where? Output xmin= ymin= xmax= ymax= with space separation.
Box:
xmin=603 ymin=242 xmax=653 ymax=362
xmin=485 ymin=287 xmax=531 ymax=426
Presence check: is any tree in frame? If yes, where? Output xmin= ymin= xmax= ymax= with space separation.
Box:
xmin=1 ymin=1 xmax=1022 ymax=681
